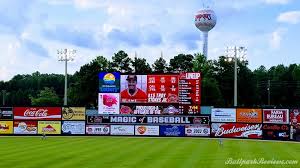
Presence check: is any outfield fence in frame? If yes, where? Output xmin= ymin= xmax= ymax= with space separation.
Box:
xmin=0 ymin=106 xmax=299 ymax=142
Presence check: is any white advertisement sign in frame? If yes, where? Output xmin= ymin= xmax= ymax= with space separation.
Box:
xmin=110 ymin=125 xmax=134 ymax=135
xmin=135 ymin=125 xmax=159 ymax=136
xmin=62 ymin=121 xmax=85 ymax=134
xmin=185 ymin=125 xmax=210 ymax=136
xmin=86 ymin=125 xmax=110 ymax=135
xmin=211 ymin=108 xmax=236 ymax=122
xmin=98 ymin=93 xmax=120 ymax=114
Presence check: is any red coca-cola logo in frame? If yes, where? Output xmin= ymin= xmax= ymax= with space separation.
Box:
xmin=24 ymin=109 xmax=48 ymax=117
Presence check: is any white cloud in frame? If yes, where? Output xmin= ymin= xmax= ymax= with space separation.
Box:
xmin=277 ymin=11 xmax=300 ymax=24
xmin=269 ymin=28 xmax=287 ymax=49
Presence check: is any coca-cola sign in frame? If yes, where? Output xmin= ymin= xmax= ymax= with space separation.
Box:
xmin=211 ymin=123 xmax=262 ymax=139
xmin=263 ymin=109 xmax=289 ymax=124
xmin=13 ymin=107 xmax=61 ymax=120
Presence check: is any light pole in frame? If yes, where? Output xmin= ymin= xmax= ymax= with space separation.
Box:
xmin=225 ymin=46 xmax=247 ymax=107
xmin=57 ymin=49 xmax=76 ymax=106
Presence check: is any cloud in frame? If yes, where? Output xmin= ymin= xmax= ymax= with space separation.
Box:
xmin=264 ymin=0 xmax=291 ymax=4
xmin=277 ymin=11 xmax=300 ymax=24
xmin=42 ymin=26 xmax=100 ymax=49
xmin=22 ymin=39 xmax=49 ymax=58
xmin=269 ymin=28 xmax=287 ymax=49
xmin=170 ymin=30 xmax=201 ymax=50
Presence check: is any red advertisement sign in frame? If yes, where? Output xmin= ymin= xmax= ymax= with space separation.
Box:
xmin=13 ymin=107 xmax=62 ymax=120
xmin=211 ymin=123 xmax=262 ymax=139
xmin=147 ymin=75 xmax=179 ymax=103
xmin=263 ymin=109 xmax=289 ymax=124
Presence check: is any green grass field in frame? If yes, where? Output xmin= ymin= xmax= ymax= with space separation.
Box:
xmin=0 ymin=137 xmax=299 ymax=168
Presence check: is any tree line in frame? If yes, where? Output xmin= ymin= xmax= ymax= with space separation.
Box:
xmin=0 ymin=50 xmax=300 ymax=107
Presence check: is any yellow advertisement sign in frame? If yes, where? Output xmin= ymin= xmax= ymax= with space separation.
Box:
xmin=0 ymin=121 xmax=13 ymax=134
xmin=62 ymin=107 xmax=86 ymax=120
xmin=38 ymin=121 xmax=61 ymax=134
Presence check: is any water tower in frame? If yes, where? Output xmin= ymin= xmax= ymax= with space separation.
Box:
xmin=194 ymin=8 xmax=217 ymax=58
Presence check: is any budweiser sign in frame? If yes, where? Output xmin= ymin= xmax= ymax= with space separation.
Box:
xmin=14 ymin=107 xmax=61 ymax=120
xmin=211 ymin=123 xmax=262 ymax=139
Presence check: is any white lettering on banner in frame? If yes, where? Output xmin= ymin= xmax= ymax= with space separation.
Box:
xmin=24 ymin=109 xmax=48 ymax=117
xmin=110 ymin=117 xmax=137 ymax=123
xmin=147 ymin=117 xmax=190 ymax=124
xmin=185 ymin=73 xmax=201 ymax=79
xmin=215 ymin=124 xmax=261 ymax=137
xmin=267 ymin=114 xmax=283 ymax=119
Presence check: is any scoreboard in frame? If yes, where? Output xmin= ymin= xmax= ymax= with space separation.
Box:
xmin=99 ymin=72 xmax=201 ymax=115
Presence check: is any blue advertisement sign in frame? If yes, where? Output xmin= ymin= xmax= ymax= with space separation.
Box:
xmin=99 ymin=72 xmax=120 ymax=93
xmin=159 ymin=125 xmax=185 ymax=137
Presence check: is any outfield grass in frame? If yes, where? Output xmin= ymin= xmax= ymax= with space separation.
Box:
xmin=0 ymin=137 xmax=299 ymax=168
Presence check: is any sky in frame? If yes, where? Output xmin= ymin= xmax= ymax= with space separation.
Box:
xmin=0 ymin=0 xmax=300 ymax=81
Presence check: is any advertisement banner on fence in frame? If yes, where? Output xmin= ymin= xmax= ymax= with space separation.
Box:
xmin=86 ymin=125 xmax=110 ymax=135
xmin=0 ymin=121 xmax=13 ymax=134
xmin=211 ymin=123 xmax=262 ymax=139
xmin=211 ymin=108 xmax=236 ymax=122
xmin=263 ymin=109 xmax=289 ymax=124
xmin=38 ymin=121 xmax=61 ymax=134
xmin=135 ymin=125 xmax=159 ymax=136
xmin=110 ymin=125 xmax=135 ymax=135
xmin=159 ymin=125 xmax=185 ymax=137
xmin=236 ymin=108 xmax=262 ymax=123
xmin=14 ymin=121 xmax=37 ymax=134
xmin=185 ymin=125 xmax=210 ymax=136
xmin=62 ymin=121 xmax=85 ymax=134
xmin=99 ymin=72 xmax=120 ymax=93
xmin=86 ymin=115 xmax=110 ymax=125
xmin=290 ymin=109 xmax=300 ymax=141
xmin=86 ymin=115 xmax=209 ymax=125
xmin=98 ymin=93 xmax=120 ymax=114
xmin=0 ymin=107 xmax=13 ymax=120
xmin=263 ymin=124 xmax=290 ymax=140
xmin=13 ymin=107 xmax=61 ymax=120
xmin=120 ymin=104 xmax=180 ymax=115
xmin=62 ymin=107 xmax=85 ymax=120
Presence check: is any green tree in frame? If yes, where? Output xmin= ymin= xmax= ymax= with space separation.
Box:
xmin=168 ymin=54 xmax=194 ymax=72
xmin=111 ymin=50 xmax=133 ymax=73
xmin=30 ymin=87 xmax=61 ymax=106
xmin=152 ymin=56 xmax=167 ymax=73
xmin=132 ymin=57 xmax=152 ymax=73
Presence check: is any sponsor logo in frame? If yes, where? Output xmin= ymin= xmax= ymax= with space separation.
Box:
xmin=214 ymin=124 xmax=261 ymax=137
xmin=103 ymin=73 xmax=115 ymax=85
xmin=0 ymin=124 xmax=9 ymax=130
xmin=120 ymin=106 xmax=133 ymax=114
xmin=42 ymin=125 xmax=56 ymax=132
xmin=263 ymin=124 xmax=289 ymax=131
xmin=102 ymin=94 xmax=118 ymax=107
xmin=62 ymin=108 xmax=74 ymax=120
xmin=17 ymin=122 xmax=36 ymax=132
xmin=24 ymin=109 xmax=48 ymax=117
xmin=163 ymin=105 xmax=179 ymax=115
xmin=240 ymin=111 xmax=258 ymax=118
xmin=164 ymin=126 xmax=182 ymax=136
xmin=137 ymin=126 xmax=147 ymax=134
